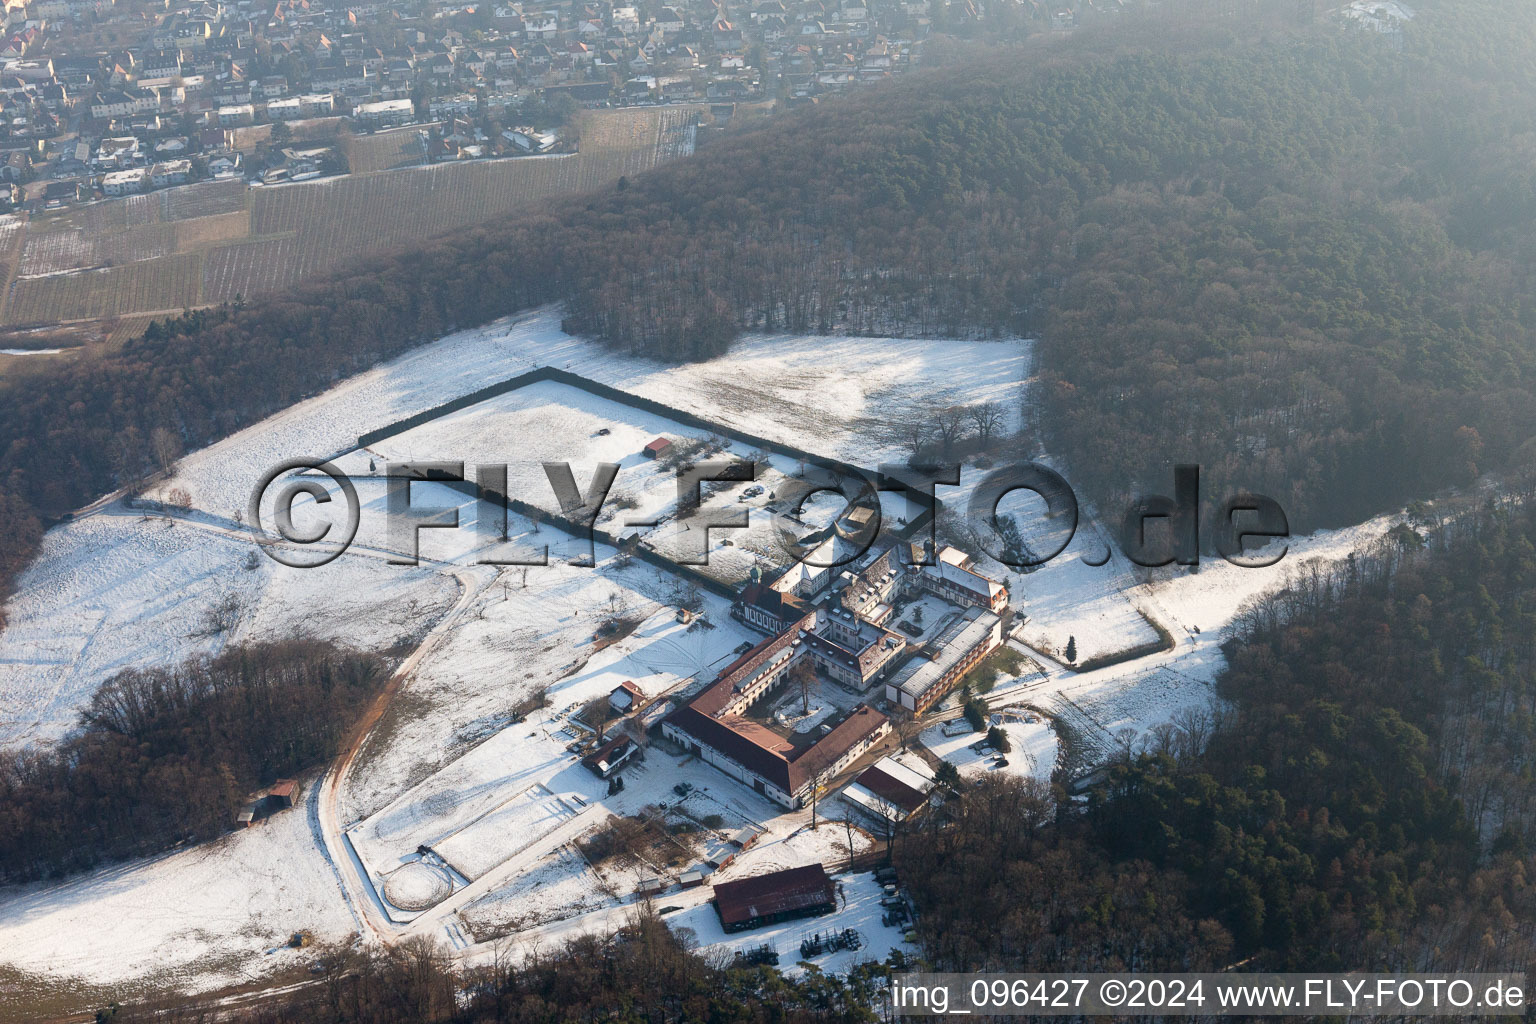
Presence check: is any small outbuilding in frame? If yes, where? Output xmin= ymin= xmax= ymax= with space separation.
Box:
xmin=237 ymin=778 xmax=299 ymax=826
xmin=267 ymin=779 xmax=298 ymax=807
xmin=843 ymin=757 xmax=934 ymax=824
xmin=643 ymin=437 xmax=673 ymax=459
xmin=609 ymin=680 xmax=645 ymax=714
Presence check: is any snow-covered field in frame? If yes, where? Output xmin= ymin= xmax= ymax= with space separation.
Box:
xmin=0 ymin=308 xmax=1031 ymax=750
xmin=0 ymin=509 xmax=459 ymax=749
xmin=0 ymin=781 xmax=357 ymax=993
xmin=457 ymin=845 xmax=611 ymax=936
xmin=369 ymin=378 xmax=804 ymax=542
xmin=922 ymin=714 xmax=1059 ymax=784
xmin=0 ymin=306 xmax=1399 ymax=1008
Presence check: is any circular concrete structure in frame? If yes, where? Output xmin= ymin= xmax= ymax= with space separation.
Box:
xmin=383 ymin=860 xmax=453 ymax=911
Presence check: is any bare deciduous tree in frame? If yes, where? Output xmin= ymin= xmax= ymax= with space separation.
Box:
xmin=968 ymin=402 xmax=1005 ymax=450
xmin=200 ymin=593 xmax=243 ymax=636
xmin=903 ymin=419 xmax=931 ymax=462
xmin=110 ymin=426 xmax=149 ymax=495
xmin=933 ymin=406 xmax=969 ymax=458
xmin=1172 ymin=706 xmax=1213 ymax=760
xmin=150 ymin=426 xmax=183 ymax=475
xmin=808 ymin=763 xmax=831 ymax=830
xmin=790 ymin=658 xmax=818 ymax=715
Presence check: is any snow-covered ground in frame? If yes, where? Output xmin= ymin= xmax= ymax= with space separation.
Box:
xmin=922 ymin=713 xmax=1058 ymax=784
xmin=666 ymin=870 xmax=902 ymax=977
xmin=0 ymin=308 xmax=1031 ymax=750
xmin=0 ymin=507 xmax=459 ymax=749
xmin=0 ymin=780 xmax=356 ymax=992
xmin=0 ymin=307 xmax=1400 ymax=1006
xmin=368 ymin=378 xmax=804 ymax=546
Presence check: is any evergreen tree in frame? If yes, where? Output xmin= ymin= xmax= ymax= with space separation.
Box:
xmin=987 ymin=725 xmax=1011 ymax=753
xmin=963 ymin=698 xmax=988 ymax=733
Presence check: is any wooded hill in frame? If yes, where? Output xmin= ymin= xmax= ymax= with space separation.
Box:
xmin=4 ymin=0 xmax=1536 ymax=616
xmin=901 ymin=491 xmax=1536 ymax=975
xmin=0 ymin=640 xmax=390 ymax=881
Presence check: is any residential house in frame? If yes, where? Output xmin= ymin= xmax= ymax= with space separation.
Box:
xmin=216 ymin=101 xmax=253 ymax=125
xmin=101 ymin=166 xmax=147 ymax=194
xmin=503 ymin=125 xmax=557 ymax=151
xmin=92 ymin=135 xmax=140 ymax=167
xmin=149 ymin=158 xmax=190 ymax=187
xmin=351 ymin=96 xmax=413 ymax=126
xmin=43 ymin=178 xmax=85 ymax=207
xmin=88 ymin=87 xmax=155 ymax=119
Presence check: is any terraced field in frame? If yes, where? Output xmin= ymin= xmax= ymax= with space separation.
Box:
xmin=0 ymin=107 xmax=699 ymax=333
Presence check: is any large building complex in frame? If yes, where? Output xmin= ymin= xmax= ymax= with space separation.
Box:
xmin=663 ymin=610 xmax=894 ymax=808
xmin=673 ymin=541 xmax=1010 ymax=807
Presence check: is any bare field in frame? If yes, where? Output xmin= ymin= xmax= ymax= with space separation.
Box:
xmin=105 ymin=313 xmax=164 ymax=343
xmin=163 ymin=178 xmax=248 ymax=220
xmin=174 ymin=209 xmax=253 ymax=249
xmin=0 ymin=107 xmax=697 ymax=329
xmin=0 ymin=219 xmax=26 ymax=300
xmin=5 ymin=252 xmax=203 ymax=324
xmin=342 ymin=126 xmax=428 ymax=173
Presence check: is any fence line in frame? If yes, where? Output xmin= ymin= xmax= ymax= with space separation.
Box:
xmin=356 ymin=366 xmax=939 ymax=598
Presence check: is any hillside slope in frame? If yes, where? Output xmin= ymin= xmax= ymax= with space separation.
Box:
xmin=3 ymin=0 xmax=1536 ymax=617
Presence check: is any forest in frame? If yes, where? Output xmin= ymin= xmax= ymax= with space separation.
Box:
xmin=900 ymin=488 xmax=1536 ymax=976
xmin=0 ymin=639 xmax=390 ymax=882
xmin=4 ymin=1 xmax=1536 ymax=617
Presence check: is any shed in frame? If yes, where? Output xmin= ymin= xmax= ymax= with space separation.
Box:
xmin=703 ymin=838 xmax=737 ymax=870
xmin=679 ymin=868 xmax=706 ymax=888
xmin=729 ymin=827 xmax=758 ymax=849
xmin=843 ymin=757 xmax=934 ymax=824
xmin=636 ymin=876 xmax=667 ymax=896
xmin=643 ymin=437 xmax=673 ymax=459
xmin=266 ymin=779 xmax=298 ymax=808
xmin=609 ymin=680 xmax=645 ymax=714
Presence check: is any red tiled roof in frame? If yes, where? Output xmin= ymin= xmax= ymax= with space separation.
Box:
xmin=583 ymin=734 xmax=633 ymax=772
xmin=737 ymin=582 xmax=799 ymax=620
xmin=853 ymin=764 xmax=927 ymax=814
xmin=668 ymin=701 xmax=886 ymax=796
xmin=689 ymin=616 xmax=810 ymax=716
xmin=670 ymin=705 xmax=795 ymax=791
xmin=785 ymin=703 xmax=885 ymax=792
xmin=713 ymin=864 xmax=833 ymax=928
